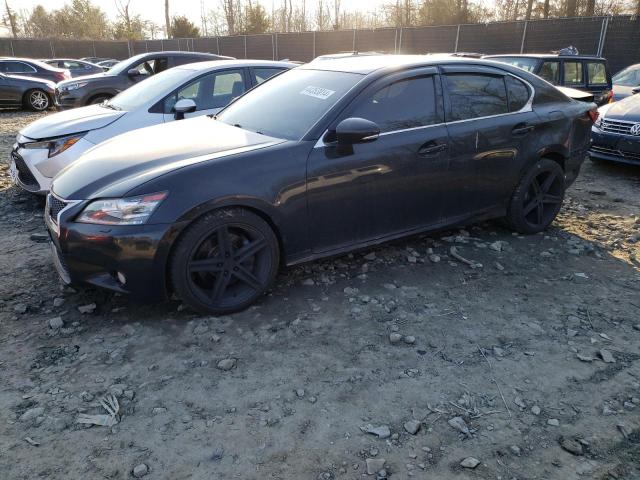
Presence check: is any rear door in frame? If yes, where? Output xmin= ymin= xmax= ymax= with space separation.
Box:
xmin=307 ymin=67 xmax=450 ymax=252
xmin=585 ymin=60 xmax=612 ymax=105
xmin=442 ymin=65 xmax=540 ymax=219
xmin=162 ymin=68 xmax=249 ymax=121
xmin=0 ymin=74 xmax=22 ymax=105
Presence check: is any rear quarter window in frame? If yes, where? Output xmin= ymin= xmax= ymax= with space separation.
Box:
xmin=506 ymin=76 xmax=530 ymax=111
xmin=587 ymin=62 xmax=608 ymax=85
xmin=563 ymin=61 xmax=584 ymax=86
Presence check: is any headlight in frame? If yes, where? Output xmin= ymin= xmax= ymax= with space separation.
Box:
xmin=76 ymin=192 xmax=168 ymax=225
xmin=61 ymin=81 xmax=88 ymax=92
xmin=594 ymin=114 xmax=603 ymax=128
xmin=23 ymin=132 xmax=86 ymax=158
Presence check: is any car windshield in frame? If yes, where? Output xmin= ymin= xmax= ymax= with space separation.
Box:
xmin=613 ymin=65 xmax=639 ymax=86
xmin=106 ymin=68 xmax=194 ymax=111
xmin=216 ymin=68 xmax=364 ymax=140
xmin=489 ymin=56 xmax=539 ymax=73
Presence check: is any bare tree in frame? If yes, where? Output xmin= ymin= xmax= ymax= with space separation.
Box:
xmin=315 ymin=0 xmax=331 ymax=30
xmin=332 ymin=0 xmax=341 ymax=29
xmin=585 ymin=0 xmax=596 ymax=15
xmin=165 ymin=0 xmax=170 ymax=37
xmin=543 ymin=0 xmax=550 ymax=17
xmin=565 ymin=0 xmax=577 ymax=17
xmin=221 ymin=0 xmax=241 ymax=35
xmin=4 ymin=0 xmax=18 ymax=38
xmin=525 ymin=0 xmax=534 ymax=19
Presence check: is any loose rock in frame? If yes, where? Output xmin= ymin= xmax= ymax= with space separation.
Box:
xmin=403 ymin=419 xmax=421 ymax=435
xmin=366 ymin=458 xmax=386 ymax=475
xmin=132 ymin=463 xmax=149 ymax=478
xmin=217 ymin=358 xmax=237 ymax=371
xmin=460 ymin=457 xmax=480 ymax=469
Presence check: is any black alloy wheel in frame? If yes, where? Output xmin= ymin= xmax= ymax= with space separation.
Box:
xmin=506 ymin=158 xmax=565 ymax=234
xmin=170 ymin=209 xmax=279 ymax=314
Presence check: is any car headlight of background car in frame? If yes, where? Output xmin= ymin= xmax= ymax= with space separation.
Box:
xmin=23 ymin=132 xmax=87 ymax=158
xmin=60 ymin=81 xmax=88 ymax=92
xmin=76 ymin=192 xmax=168 ymax=225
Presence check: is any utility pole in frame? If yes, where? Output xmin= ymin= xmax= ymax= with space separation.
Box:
xmin=165 ymin=0 xmax=171 ymax=38
xmin=4 ymin=0 xmax=18 ymax=38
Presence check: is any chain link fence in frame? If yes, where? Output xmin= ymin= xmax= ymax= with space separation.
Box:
xmin=1 ymin=15 xmax=638 ymax=73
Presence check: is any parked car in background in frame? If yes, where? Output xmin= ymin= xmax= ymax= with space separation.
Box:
xmin=55 ymin=51 xmax=233 ymax=109
xmin=46 ymin=55 xmax=596 ymax=314
xmin=484 ymin=53 xmax=612 ymax=105
xmin=590 ymin=94 xmax=640 ymax=165
xmin=80 ymin=57 xmax=112 ymax=64
xmin=611 ymin=63 xmax=640 ymax=101
xmin=10 ymin=60 xmax=294 ymax=195
xmin=43 ymin=58 xmax=104 ymax=78
xmin=97 ymin=59 xmax=120 ymax=71
xmin=0 ymin=57 xmax=70 ymax=83
xmin=0 ymin=72 xmax=54 ymax=111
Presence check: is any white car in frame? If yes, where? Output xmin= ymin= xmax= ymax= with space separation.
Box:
xmin=10 ymin=59 xmax=294 ymax=194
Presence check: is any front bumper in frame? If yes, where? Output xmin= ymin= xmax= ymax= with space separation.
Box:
xmin=589 ymin=128 xmax=640 ymax=165
xmin=45 ymin=196 xmax=179 ymax=302
xmin=55 ymin=88 xmax=84 ymax=109
xmin=9 ymin=139 xmax=94 ymax=194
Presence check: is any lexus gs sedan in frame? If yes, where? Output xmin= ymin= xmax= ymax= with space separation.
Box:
xmin=46 ymin=55 xmax=596 ymax=314
xmin=11 ymin=60 xmax=294 ymax=194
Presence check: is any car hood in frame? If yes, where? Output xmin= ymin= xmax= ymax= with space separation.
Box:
xmin=19 ymin=105 xmax=126 ymax=140
xmin=52 ymin=116 xmax=284 ymax=200
xmin=600 ymin=95 xmax=640 ymax=122
xmin=612 ymin=85 xmax=637 ymax=101
xmin=57 ymin=72 xmax=113 ymax=86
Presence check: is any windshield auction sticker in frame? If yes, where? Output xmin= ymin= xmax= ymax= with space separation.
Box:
xmin=300 ymin=86 xmax=335 ymax=100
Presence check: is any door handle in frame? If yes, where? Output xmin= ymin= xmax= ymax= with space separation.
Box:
xmin=418 ymin=142 xmax=447 ymax=156
xmin=512 ymin=124 xmax=535 ymax=136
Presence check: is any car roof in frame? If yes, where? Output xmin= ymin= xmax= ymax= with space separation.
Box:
xmin=300 ymin=54 xmax=520 ymax=75
xmin=177 ymin=59 xmax=298 ymax=71
xmin=485 ymin=53 xmax=606 ymax=61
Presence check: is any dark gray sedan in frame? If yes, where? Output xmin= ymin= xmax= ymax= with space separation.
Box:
xmin=43 ymin=59 xmax=104 ymax=78
xmin=55 ymin=51 xmax=232 ymax=109
xmin=0 ymin=57 xmax=70 ymax=83
xmin=0 ymin=72 xmax=54 ymax=110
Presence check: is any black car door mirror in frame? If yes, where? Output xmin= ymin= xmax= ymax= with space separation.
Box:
xmin=173 ymin=98 xmax=197 ymax=120
xmin=632 ymin=87 xmax=640 ymax=95
xmin=336 ymin=117 xmax=380 ymax=145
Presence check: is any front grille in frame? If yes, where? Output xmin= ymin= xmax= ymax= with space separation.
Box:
xmin=11 ymin=151 xmax=39 ymax=189
xmin=47 ymin=194 xmax=69 ymax=222
xmin=591 ymin=145 xmax=640 ymax=163
xmin=600 ymin=118 xmax=639 ymax=136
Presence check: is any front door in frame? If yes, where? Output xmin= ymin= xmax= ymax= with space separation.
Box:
xmin=162 ymin=68 xmax=248 ymax=122
xmin=307 ymin=68 xmax=450 ymax=253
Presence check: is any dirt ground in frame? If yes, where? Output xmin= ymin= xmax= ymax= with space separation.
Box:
xmin=0 ymin=111 xmax=639 ymax=480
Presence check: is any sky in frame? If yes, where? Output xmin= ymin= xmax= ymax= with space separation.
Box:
xmin=13 ymin=0 xmax=392 ymax=29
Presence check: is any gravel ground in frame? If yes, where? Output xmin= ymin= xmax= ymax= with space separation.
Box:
xmin=0 ymin=111 xmax=639 ymax=480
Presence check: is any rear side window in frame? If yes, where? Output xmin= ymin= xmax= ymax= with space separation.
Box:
xmin=350 ymin=76 xmax=439 ymax=133
xmin=506 ymin=76 xmax=530 ymax=111
xmin=0 ymin=61 xmax=36 ymax=73
xmin=253 ymin=67 xmax=285 ymax=85
xmin=587 ymin=62 xmax=607 ymax=85
xmin=538 ymin=61 xmax=559 ymax=84
xmin=445 ymin=73 xmax=508 ymax=121
xmin=563 ymin=61 xmax=584 ymax=85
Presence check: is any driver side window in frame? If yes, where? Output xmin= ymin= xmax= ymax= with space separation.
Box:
xmin=349 ymin=75 xmax=440 ymax=133
xmin=130 ymin=57 xmax=168 ymax=76
xmin=164 ymin=69 xmax=245 ymax=113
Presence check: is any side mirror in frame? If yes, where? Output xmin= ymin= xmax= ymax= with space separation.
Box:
xmin=335 ymin=117 xmax=380 ymax=145
xmin=632 ymin=87 xmax=640 ymax=95
xmin=127 ymin=68 xmax=142 ymax=77
xmin=173 ymin=98 xmax=197 ymax=120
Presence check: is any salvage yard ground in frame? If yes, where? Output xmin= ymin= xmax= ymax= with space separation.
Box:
xmin=0 ymin=111 xmax=639 ymax=480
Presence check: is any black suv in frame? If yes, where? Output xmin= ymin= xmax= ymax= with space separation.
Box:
xmin=55 ymin=51 xmax=233 ymax=109
xmin=485 ymin=53 xmax=612 ymax=106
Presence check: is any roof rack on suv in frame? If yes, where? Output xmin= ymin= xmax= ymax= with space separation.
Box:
xmin=553 ymin=46 xmax=579 ymax=56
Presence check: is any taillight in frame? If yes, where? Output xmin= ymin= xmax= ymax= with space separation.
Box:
xmin=588 ymin=109 xmax=599 ymax=123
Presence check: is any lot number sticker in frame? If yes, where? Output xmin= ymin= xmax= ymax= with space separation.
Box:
xmin=300 ymin=86 xmax=335 ymax=100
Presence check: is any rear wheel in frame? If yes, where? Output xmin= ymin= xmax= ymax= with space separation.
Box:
xmin=505 ymin=158 xmax=565 ymax=234
xmin=170 ymin=208 xmax=280 ymax=315
xmin=24 ymin=89 xmax=50 ymax=111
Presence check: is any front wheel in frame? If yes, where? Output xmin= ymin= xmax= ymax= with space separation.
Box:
xmin=170 ymin=208 xmax=280 ymax=315
xmin=505 ymin=158 xmax=565 ymax=234
xmin=24 ymin=89 xmax=50 ymax=111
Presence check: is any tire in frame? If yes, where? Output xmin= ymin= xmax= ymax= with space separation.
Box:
xmin=88 ymin=95 xmax=111 ymax=105
xmin=505 ymin=158 xmax=565 ymax=234
xmin=24 ymin=89 xmax=50 ymax=111
xmin=170 ymin=208 xmax=280 ymax=315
